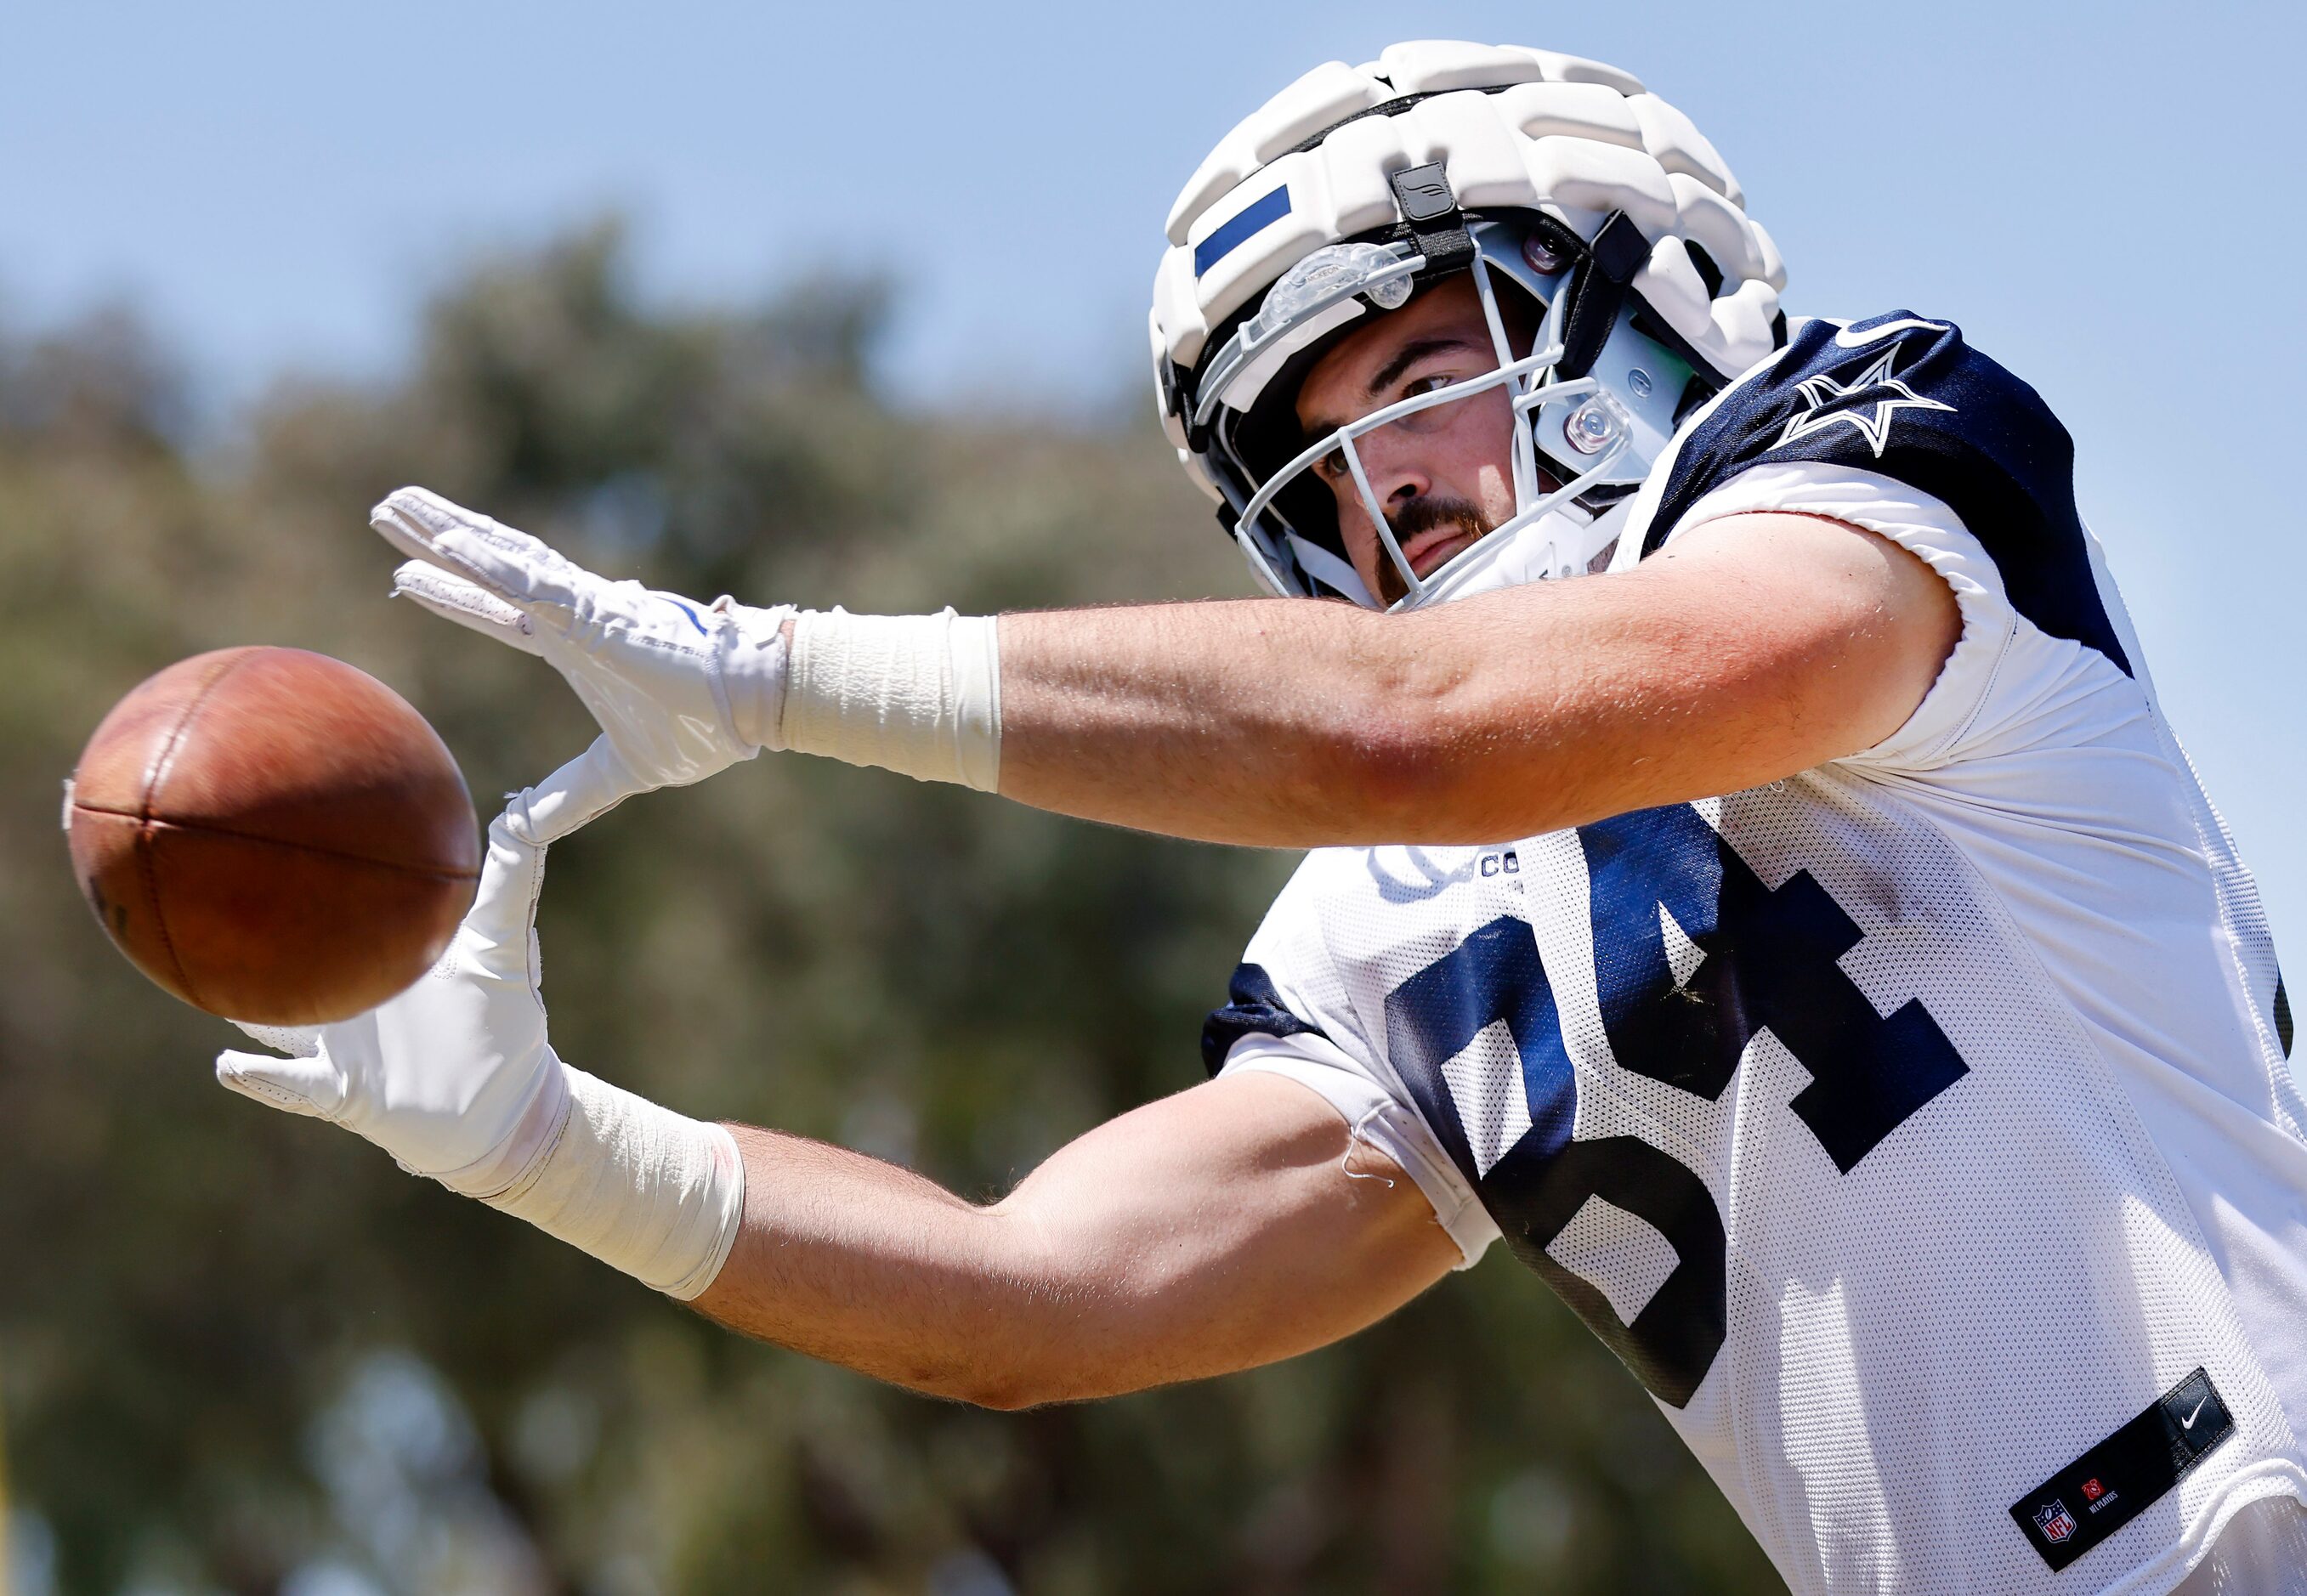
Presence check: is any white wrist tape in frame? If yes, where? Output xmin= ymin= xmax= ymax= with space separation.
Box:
xmin=714 ymin=595 xmax=796 ymax=756
xmin=777 ymin=608 xmax=1001 ymax=791
xmin=457 ymin=1064 xmax=745 ymax=1301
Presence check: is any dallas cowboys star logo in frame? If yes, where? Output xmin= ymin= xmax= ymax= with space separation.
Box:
xmin=1777 ymin=346 xmax=1955 ymax=457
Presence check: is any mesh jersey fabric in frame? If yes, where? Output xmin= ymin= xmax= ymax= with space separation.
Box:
xmin=1207 ymin=313 xmax=2307 ymax=1593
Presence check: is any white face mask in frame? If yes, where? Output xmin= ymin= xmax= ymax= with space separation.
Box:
xmin=1409 ymin=499 xmax=1633 ymax=608
xmin=1199 ymin=222 xmax=1691 ymax=611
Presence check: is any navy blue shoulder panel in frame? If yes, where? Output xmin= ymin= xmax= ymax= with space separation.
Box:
xmin=1645 ymin=311 xmax=2130 ymax=676
xmin=1201 ymin=962 xmax=1324 ymax=1078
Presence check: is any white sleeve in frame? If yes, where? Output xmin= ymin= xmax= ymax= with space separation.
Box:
xmin=1219 ymin=1031 xmax=1501 ymax=1268
xmin=1208 ymin=855 xmax=1502 ymax=1269
xmin=1660 ymin=459 xmax=2137 ymax=773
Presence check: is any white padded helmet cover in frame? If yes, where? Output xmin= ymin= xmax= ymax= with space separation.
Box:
xmin=1151 ymin=42 xmax=1783 ymax=379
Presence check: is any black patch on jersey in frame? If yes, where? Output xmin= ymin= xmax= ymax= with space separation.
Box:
xmin=1201 ymin=962 xmax=1325 ymax=1077
xmin=2277 ymin=974 xmax=2294 ymax=1058
xmin=1642 ymin=311 xmax=2133 ymax=677
xmin=2009 ymin=1367 xmax=2234 ymax=1571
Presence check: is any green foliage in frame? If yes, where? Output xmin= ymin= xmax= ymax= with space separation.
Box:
xmin=0 ymin=230 xmax=1781 ymax=1594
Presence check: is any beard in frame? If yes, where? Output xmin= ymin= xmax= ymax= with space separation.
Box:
xmin=1374 ymin=495 xmax=1495 ymax=606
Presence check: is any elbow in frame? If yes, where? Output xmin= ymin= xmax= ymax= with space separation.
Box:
xmin=931 ymin=1366 xmax=1054 ymax=1412
xmin=906 ymin=1299 xmax=1151 ymax=1411
xmin=923 ymin=1358 xmax=1104 ymax=1412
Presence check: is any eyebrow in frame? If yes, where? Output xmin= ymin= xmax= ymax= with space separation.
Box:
xmin=1299 ymin=335 xmax=1486 ymax=441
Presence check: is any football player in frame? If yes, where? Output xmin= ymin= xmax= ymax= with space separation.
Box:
xmin=216 ymin=42 xmax=2307 ymax=1593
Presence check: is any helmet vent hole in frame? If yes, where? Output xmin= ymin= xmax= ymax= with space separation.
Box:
xmin=1683 ymin=241 xmax=1726 ymax=299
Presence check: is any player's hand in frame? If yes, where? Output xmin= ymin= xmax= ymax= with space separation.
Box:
xmin=211 ymin=737 xmax=634 ymax=1194
xmin=372 ymin=486 xmax=792 ymax=791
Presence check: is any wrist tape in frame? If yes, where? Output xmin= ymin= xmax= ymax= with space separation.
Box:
xmin=774 ymin=608 xmax=1001 ymax=791
xmin=455 ymin=1064 xmax=745 ymax=1301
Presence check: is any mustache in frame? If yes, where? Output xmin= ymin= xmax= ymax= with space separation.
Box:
xmin=1369 ymin=495 xmax=1495 ymax=605
xmin=1386 ymin=495 xmax=1495 ymax=546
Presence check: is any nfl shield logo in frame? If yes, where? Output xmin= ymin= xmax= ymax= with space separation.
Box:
xmin=2035 ymin=1501 xmax=2078 ymax=1544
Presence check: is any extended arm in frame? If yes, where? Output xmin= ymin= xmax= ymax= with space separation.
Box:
xmin=996 ymin=512 xmax=1958 ymax=846
xmin=374 ymin=492 xmax=1956 ymax=849
xmin=214 ymin=743 xmax=1457 ymax=1406
xmin=694 ymin=1071 xmax=1458 ymax=1407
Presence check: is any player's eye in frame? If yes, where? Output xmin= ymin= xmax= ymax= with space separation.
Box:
xmin=1306 ymin=367 xmax=1472 ymax=485
xmin=1395 ymin=372 xmax=1465 ymax=435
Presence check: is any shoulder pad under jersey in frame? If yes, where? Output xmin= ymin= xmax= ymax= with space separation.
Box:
xmin=1634 ymin=311 xmax=2131 ymax=676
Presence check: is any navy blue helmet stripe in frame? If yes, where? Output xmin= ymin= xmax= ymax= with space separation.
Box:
xmin=1193 ymin=184 xmax=1291 ymax=277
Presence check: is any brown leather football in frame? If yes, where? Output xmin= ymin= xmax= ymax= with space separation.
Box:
xmin=65 ymin=647 xmax=482 ymax=1025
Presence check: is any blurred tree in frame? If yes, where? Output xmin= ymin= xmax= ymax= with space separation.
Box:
xmin=0 ymin=228 xmax=1781 ymax=1594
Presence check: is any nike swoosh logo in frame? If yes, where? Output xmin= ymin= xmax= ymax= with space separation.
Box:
xmin=1829 ymin=317 xmax=1952 ymax=348
xmin=2181 ymin=1397 xmax=2208 ymax=1429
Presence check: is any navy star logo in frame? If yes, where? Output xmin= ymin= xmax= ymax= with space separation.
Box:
xmin=1776 ymin=345 xmax=1955 ymax=457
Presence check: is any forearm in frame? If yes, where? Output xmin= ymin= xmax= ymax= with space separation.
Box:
xmin=686 ymin=1125 xmax=1056 ymax=1407
xmin=999 ymin=597 xmax=1420 ymax=846
xmin=688 ymin=1075 xmax=1454 ymax=1408
xmin=803 ymin=590 xmax=1653 ymax=848
xmin=775 ymin=597 xmax=1417 ymax=845
xmin=996 ymin=587 xmax=1692 ymax=847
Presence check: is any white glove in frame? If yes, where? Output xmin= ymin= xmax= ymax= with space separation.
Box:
xmin=214 ymin=739 xmax=621 ymax=1187
xmin=375 ymin=485 xmax=1006 ymax=795
xmin=215 ymin=739 xmax=744 ymax=1299
xmin=372 ymin=487 xmax=794 ymax=789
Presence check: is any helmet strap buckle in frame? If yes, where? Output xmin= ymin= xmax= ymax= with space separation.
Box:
xmin=1387 ymin=163 xmax=1475 ymax=274
xmin=1557 ymin=210 xmax=1650 ymax=379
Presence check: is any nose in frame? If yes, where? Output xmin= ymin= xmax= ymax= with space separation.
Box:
xmin=1341 ymin=427 xmax=1431 ymax=529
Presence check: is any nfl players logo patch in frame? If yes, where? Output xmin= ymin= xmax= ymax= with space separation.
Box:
xmin=2034 ymin=1501 xmax=2078 ymax=1544
xmin=2009 ymin=1369 xmax=2235 ymax=1570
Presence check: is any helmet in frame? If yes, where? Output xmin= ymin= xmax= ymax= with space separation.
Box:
xmin=1149 ymin=41 xmax=1788 ymax=609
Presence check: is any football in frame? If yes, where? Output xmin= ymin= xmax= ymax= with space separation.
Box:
xmin=65 ymin=646 xmax=482 ymax=1025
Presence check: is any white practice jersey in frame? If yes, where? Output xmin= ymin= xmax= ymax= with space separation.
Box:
xmin=1205 ymin=313 xmax=2307 ymax=1593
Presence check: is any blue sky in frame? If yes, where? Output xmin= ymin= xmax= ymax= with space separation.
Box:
xmin=9 ymin=0 xmax=2304 ymax=962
